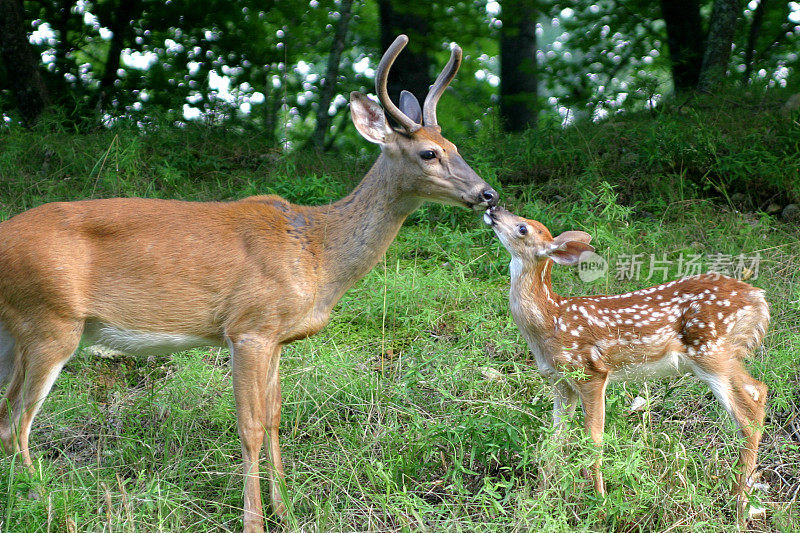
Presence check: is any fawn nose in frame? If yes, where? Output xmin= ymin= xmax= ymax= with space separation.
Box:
xmin=481 ymin=188 xmax=498 ymax=206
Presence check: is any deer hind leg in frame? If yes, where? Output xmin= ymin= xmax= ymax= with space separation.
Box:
xmin=0 ymin=322 xmax=14 ymax=388
xmin=576 ymin=373 xmax=610 ymax=495
xmin=228 ymin=334 xmax=285 ymax=532
xmin=0 ymin=321 xmax=82 ymax=467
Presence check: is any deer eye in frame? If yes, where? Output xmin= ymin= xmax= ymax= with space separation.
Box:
xmin=517 ymin=224 xmax=529 ymax=236
xmin=419 ymin=150 xmax=437 ymax=160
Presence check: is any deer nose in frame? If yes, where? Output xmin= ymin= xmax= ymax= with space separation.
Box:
xmin=481 ymin=188 xmax=498 ymax=206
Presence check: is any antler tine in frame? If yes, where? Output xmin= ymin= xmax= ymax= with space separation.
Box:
xmin=423 ymin=44 xmax=462 ymax=128
xmin=375 ymin=34 xmax=421 ymax=133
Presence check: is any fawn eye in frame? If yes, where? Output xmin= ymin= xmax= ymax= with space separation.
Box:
xmin=420 ymin=150 xmax=437 ymax=161
xmin=517 ymin=224 xmax=529 ymax=236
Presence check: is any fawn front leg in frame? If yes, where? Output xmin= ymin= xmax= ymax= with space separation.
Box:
xmin=541 ymin=379 xmax=580 ymax=490
xmin=578 ymin=374 xmax=610 ymax=495
xmin=552 ymin=379 xmax=579 ymax=436
xmin=230 ymin=334 xmax=285 ymax=533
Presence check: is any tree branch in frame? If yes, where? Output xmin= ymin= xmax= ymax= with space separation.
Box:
xmin=311 ymin=0 xmax=354 ymax=150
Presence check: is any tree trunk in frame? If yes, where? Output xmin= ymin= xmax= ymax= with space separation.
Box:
xmin=95 ymin=0 xmax=142 ymax=113
xmin=262 ymin=77 xmax=282 ymax=147
xmin=697 ymin=0 xmax=741 ymax=92
xmin=500 ymin=0 xmax=538 ymax=131
xmin=311 ymin=0 xmax=354 ymax=150
xmin=377 ymin=0 xmax=432 ymax=106
xmin=660 ymin=0 xmax=704 ymax=91
xmin=323 ymin=105 xmax=351 ymax=152
xmin=742 ymin=0 xmax=766 ymax=85
xmin=0 ymin=0 xmax=49 ymax=125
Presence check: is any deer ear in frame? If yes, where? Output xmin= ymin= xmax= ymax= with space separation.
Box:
xmin=548 ymin=232 xmax=595 ymax=266
xmin=399 ymin=90 xmax=422 ymax=125
xmin=350 ymin=92 xmax=391 ymax=144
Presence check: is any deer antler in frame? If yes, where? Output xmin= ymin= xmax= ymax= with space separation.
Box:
xmin=375 ymin=34 xmax=421 ymax=133
xmin=423 ymin=44 xmax=462 ymax=128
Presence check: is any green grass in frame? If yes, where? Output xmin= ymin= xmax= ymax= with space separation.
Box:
xmin=1 ymin=99 xmax=799 ymax=531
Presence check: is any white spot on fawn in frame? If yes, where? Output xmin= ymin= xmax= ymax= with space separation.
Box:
xmin=590 ymin=346 xmax=601 ymax=362
xmin=744 ymin=384 xmax=760 ymax=402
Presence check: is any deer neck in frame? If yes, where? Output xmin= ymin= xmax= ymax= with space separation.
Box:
xmin=311 ymin=153 xmax=422 ymax=308
xmin=509 ymin=258 xmax=564 ymax=334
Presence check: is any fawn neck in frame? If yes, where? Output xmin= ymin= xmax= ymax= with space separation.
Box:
xmin=312 ymin=153 xmax=422 ymax=309
xmin=509 ymin=257 xmax=564 ymax=333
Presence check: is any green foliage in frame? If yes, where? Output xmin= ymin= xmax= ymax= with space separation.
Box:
xmin=541 ymin=1 xmax=800 ymax=115
xmin=541 ymin=0 xmax=668 ymax=114
xmin=473 ymin=88 xmax=800 ymax=207
xmin=1 ymin=107 xmax=798 ymax=530
xmin=3 ymin=0 xmax=800 ymax=153
xmin=3 ymin=0 xmax=504 ymax=146
xmin=0 ymin=117 xmax=365 ymax=217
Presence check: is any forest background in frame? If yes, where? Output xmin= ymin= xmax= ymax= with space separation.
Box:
xmin=1 ymin=0 xmax=799 ymax=531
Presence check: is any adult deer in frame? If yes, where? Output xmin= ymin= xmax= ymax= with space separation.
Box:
xmin=484 ymin=206 xmax=769 ymax=519
xmin=0 ymin=35 xmax=497 ymax=531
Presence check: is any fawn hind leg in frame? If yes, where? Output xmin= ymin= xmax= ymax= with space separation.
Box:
xmin=692 ymin=346 xmax=767 ymax=515
xmin=727 ymin=360 xmax=768 ymax=497
xmin=725 ymin=359 xmax=768 ymax=519
xmin=0 ymin=320 xmax=82 ymax=467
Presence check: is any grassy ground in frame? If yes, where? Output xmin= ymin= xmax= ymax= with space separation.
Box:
xmin=1 ymin=97 xmax=799 ymax=532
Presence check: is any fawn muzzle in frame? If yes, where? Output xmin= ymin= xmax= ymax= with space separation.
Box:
xmin=483 ymin=205 xmax=510 ymax=226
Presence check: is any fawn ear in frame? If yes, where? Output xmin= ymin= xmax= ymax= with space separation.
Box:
xmin=554 ymin=230 xmax=592 ymax=245
xmin=549 ymin=231 xmax=594 ymax=266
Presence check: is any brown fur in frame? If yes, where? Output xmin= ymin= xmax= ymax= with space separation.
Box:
xmin=0 ymin=53 xmax=496 ymax=531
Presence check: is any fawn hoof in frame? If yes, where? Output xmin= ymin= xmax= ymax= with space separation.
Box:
xmin=736 ymin=493 xmax=769 ymax=523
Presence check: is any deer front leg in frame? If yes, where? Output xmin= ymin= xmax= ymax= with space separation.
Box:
xmin=578 ymin=374 xmax=610 ymax=495
xmin=229 ymin=334 xmax=285 ymax=533
xmin=264 ymin=344 xmax=286 ymax=519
